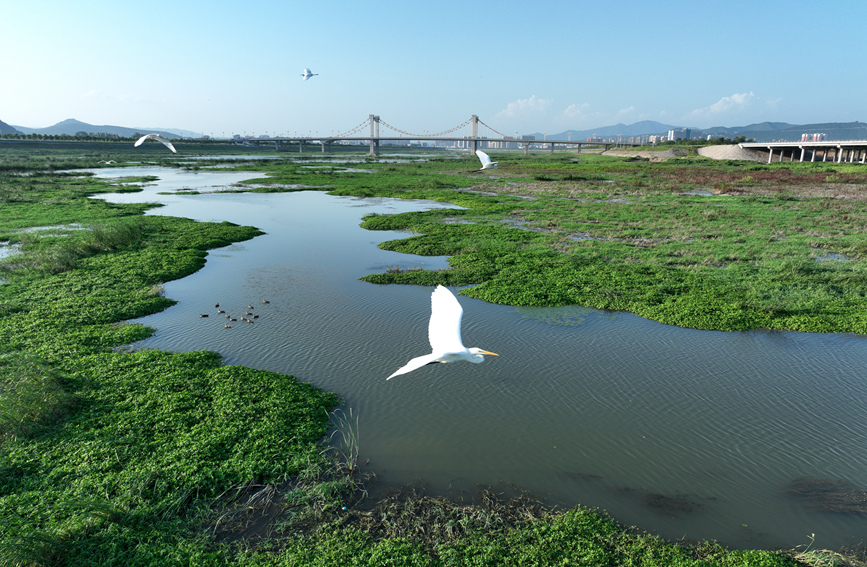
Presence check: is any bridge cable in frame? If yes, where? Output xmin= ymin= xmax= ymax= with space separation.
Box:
xmin=477 ymin=118 xmax=510 ymax=139
xmin=334 ymin=117 xmax=372 ymax=139
xmin=377 ymin=117 xmax=474 ymax=138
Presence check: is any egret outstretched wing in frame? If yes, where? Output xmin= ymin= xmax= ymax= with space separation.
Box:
xmin=475 ymin=149 xmax=498 ymax=170
xmin=428 ymin=284 xmax=465 ymax=354
xmin=386 ymin=352 xmax=443 ymax=380
xmin=159 ymin=138 xmax=177 ymax=153
xmin=134 ymin=133 xmax=177 ymax=153
xmin=387 ymin=285 xmax=498 ymax=380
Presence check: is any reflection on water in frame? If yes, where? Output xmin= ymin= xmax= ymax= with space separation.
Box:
xmin=90 ymin=166 xmax=867 ymax=551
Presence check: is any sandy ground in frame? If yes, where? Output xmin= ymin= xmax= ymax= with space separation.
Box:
xmin=603 ymin=145 xmax=767 ymax=162
xmin=602 ymin=148 xmax=687 ymax=161
xmin=697 ymin=145 xmax=766 ymax=161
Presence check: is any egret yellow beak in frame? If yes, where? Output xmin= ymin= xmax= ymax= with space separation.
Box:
xmin=479 ymin=350 xmax=499 ymax=356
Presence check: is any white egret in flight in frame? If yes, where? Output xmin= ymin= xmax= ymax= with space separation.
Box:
xmin=134 ymin=133 xmax=177 ymax=153
xmin=475 ymin=149 xmax=498 ymax=170
xmin=387 ymin=285 xmax=499 ymax=380
xmin=301 ymin=68 xmax=318 ymax=80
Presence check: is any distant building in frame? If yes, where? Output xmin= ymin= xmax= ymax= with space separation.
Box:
xmin=802 ymin=133 xmax=826 ymax=141
xmin=667 ymin=128 xmax=689 ymax=141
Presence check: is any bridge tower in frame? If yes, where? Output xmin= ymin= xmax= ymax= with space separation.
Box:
xmin=470 ymin=115 xmax=479 ymax=154
xmin=369 ymin=114 xmax=380 ymax=156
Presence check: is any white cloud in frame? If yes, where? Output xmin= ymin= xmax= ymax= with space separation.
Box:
xmin=688 ymin=92 xmax=756 ymax=120
xmin=561 ymin=103 xmax=590 ymax=119
xmin=556 ymin=103 xmax=607 ymax=128
xmin=556 ymin=103 xmax=644 ymax=130
xmin=709 ymin=92 xmax=755 ymax=113
xmin=496 ymin=95 xmax=553 ymax=118
xmin=614 ymin=106 xmax=637 ymax=121
xmin=80 ymin=88 xmax=144 ymax=103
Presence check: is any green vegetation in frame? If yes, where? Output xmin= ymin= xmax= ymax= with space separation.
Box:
xmin=0 ymin=160 xmax=340 ymax=565
xmin=643 ymin=136 xmax=754 ymax=148
xmin=1 ymin=142 xmax=861 ymax=565
xmin=209 ymin=149 xmax=867 ymax=334
xmin=321 ymin=153 xmax=867 ymax=334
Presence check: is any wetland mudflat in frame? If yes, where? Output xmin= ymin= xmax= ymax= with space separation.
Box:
xmin=90 ymin=165 xmax=867 ymax=551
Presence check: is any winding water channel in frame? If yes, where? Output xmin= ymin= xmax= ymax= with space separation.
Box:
xmin=90 ymin=165 xmax=867 ymax=551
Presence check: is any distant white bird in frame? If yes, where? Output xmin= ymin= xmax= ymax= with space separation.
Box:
xmin=475 ymin=149 xmax=498 ymax=170
xmin=387 ymin=285 xmax=499 ymax=380
xmin=301 ymin=68 xmax=318 ymax=81
xmin=99 ymin=160 xmax=116 ymax=164
xmin=134 ymin=133 xmax=177 ymax=153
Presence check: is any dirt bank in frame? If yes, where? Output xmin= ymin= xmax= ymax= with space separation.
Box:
xmin=697 ymin=145 xmax=765 ymax=161
xmin=602 ymin=148 xmax=687 ymax=161
xmin=603 ymin=145 xmax=767 ymax=162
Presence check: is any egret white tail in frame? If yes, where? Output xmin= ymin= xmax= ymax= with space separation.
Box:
xmin=387 ymin=285 xmax=498 ymax=380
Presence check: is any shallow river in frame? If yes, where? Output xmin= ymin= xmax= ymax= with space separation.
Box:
xmin=90 ymin=165 xmax=867 ymax=551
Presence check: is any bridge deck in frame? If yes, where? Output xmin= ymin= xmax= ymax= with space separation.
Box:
xmin=740 ymin=140 xmax=867 ymax=164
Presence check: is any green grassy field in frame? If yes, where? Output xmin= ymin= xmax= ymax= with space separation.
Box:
xmin=1 ymin=141 xmax=863 ymax=566
xmin=230 ymin=148 xmax=867 ymax=333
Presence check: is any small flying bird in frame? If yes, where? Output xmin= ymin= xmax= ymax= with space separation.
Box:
xmin=387 ymin=285 xmax=499 ymax=380
xmin=134 ymin=133 xmax=177 ymax=153
xmin=99 ymin=160 xmax=116 ymax=164
xmin=475 ymin=149 xmax=498 ymax=170
xmin=301 ymin=68 xmax=318 ymax=80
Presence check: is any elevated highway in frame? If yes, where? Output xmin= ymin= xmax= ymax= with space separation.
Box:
xmin=740 ymin=140 xmax=867 ymax=164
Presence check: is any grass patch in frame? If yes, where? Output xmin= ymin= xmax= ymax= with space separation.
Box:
xmin=0 ymin=143 xmax=861 ymax=565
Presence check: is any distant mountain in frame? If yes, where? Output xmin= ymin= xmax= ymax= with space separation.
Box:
xmin=528 ymin=120 xmax=867 ymax=143
xmin=0 ymin=119 xmax=22 ymax=134
xmin=11 ymin=119 xmax=183 ymax=139
xmin=699 ymin=121 xmax=867 ymax=142
xmin=706 ymin=121 xmax=795 ymax=132
xmin=530 ymin=121 xmax=677 ymax=141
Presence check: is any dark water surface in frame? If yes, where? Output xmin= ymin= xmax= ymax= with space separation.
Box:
xmin=91 ymin=166 xmax=867 ymax=551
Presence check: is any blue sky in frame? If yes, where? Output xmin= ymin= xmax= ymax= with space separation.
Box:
xmin=3 ymin=0 xmax=865 ymax=137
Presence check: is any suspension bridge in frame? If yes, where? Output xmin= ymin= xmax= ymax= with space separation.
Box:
xmin=242 ymin=115 xmax=640 ymax=155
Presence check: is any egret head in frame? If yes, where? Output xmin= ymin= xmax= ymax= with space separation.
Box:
xmin=468 ymin=348 xmax=499 ymax=362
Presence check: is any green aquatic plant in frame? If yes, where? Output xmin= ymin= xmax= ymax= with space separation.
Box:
xmin=327 ymin=407 xmax=360 ymax=474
